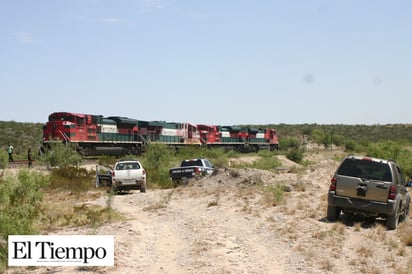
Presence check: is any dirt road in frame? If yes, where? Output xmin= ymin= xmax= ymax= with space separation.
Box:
xmin=13 ymin=151 xmax=412 ymax=273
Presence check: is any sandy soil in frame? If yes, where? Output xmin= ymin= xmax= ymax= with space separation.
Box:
xmin=8 ymin=149 xmax=412 ymax=274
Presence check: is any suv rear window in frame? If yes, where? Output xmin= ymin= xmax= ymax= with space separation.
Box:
xmin=116 ymin=162 xmax=140 ymax=170
xmin=337 ymin=158 xmax=392 ymax=181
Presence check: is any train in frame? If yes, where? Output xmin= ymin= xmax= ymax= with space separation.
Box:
xmin=42 ymin=112 xmax=279 ymax=156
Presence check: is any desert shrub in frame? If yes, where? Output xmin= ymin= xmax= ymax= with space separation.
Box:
xmin=142 ymin=144 xmax=231 ymax=188
xmin=0 ymin=170 xmax=49 ymax=271
xmin=195 ymin=148 xmax=229 ymax=168
xmin=253 ymin=157 xmax=281 ymax=170
xmin=310 ymin=129 xmax=331 ymax=147
xmin=331 ymin=134 xmax=345 ymax=146
xmin=48 ymin=166 xmax=95 ymax=192
xmin=229 ymin=151 xmax=280 ymax=171
xmin=366 ymin=141 xmax=412 ymax=179
xmin=0 ymin=121 xmax=43 ymax=161
xmin=41 ymin=142 xmax=82 ymax=168
xmin=98 ymin=155 xmax=117 ymax=167
xmin=251 ymin=151 xmax=281 ymax=170
xmin=0 ymin=170 xmax=49 ymax=234
xmin=39 ymin=201 xmax=122 ymax=231
xmin=310 ymin=130 xmax=344 ymax=148
xmin=366 ymin=141 xmax=403 ymax=160
xmin=173 ymin=145 xmax=202 ymax=159
xmin=262 ymin=184 xmax=286 ymax=206
xmin=173 ymin=146 xmax=229 ymax=167
xmin=399 ymin=223 xmax=412 ymax=246
xmin=283 ymin=137 xmax=301 ymax=149
xmin=287 ymin=148 xmax=304 ymax=164
xmin=0 ymin=150 xmax=7 ymax=170
xmin=344 ymin=140 xmax=360 ymax=152
xmin=142 ymin=143 xmax=174 ymax=189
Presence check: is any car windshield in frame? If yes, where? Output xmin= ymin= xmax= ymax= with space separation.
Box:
xmin=337 ymin=158 xmax=392 ymax=181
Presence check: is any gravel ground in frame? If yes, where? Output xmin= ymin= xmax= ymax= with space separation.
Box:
xmin=7 ymin=149 xmax=412 ymax=274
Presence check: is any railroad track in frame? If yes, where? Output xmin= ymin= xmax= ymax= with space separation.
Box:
xmin=7 ymin=160 xmax=33 ymax=167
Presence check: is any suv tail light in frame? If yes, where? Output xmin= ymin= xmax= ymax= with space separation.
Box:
xmin=194 ymin=167 xmax=201 ymax=174
xmin=388 ymin=185 xmax=397 ymax=200
xmin=329 ymin=178 xmax=337 ymax=191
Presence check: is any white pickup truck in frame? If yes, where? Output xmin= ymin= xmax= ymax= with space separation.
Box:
xmin=111 ymin=160 xmax=147 ymax=193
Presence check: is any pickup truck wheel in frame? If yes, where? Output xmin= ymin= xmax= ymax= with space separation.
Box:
xmin=327 ymin=206 xmax=341 ymax=221
xmin=386 ymin=206 xmax=400 ymax=230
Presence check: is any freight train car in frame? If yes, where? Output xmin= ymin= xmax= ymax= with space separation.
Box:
xmin=199 ymin=125 xmax=279 ymax=152
xmin=42 ymin=112 xmax=203 ymax=156
xmin=42 ymin=112 xmax=143 ymax=155
xmin=136 ymin=120 xmax=201 ymax=145
xmin=42 ymin=112 xmax=279 ymax=156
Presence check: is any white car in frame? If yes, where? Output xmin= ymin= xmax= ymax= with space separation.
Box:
xmin=111 ymin=160 xmax=146 ymax=193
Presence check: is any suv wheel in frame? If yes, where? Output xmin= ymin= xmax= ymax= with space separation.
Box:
xmin=401 ymin=203 xmax=409 ymax=222
xmin=386 ymin=206 xmax=400 ymax=230
xmin=327 ymin=206 xmax=341 ymax=221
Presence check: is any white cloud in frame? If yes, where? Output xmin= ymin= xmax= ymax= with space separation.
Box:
xmin=13 ymin=31 xmax=38 ymax=44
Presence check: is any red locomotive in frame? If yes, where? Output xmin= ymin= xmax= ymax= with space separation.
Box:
xmin=42 ymin=112 xmax=279 ymax=156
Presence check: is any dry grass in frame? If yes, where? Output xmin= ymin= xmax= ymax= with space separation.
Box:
xmin=320 ymin=260 xmax=334 ymax=272
xmin=207 ymin=195 xmax=219 ymax=207
xmin=143 ymin=190 xmax=173 ymax=211
xmin=366 ymin=223 xmax=387 ymax=241
xmin=293 ymin=180 xmax=306 ymax=192
xmin=356 ymin=245 xmax=373 ymax=257
xmin=399 ymin=222 xmax=412 ymax=246
xmin=39 ymin=189 xmax=122 ymax=231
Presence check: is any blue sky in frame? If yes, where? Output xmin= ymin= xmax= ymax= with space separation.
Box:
xmin=1 ymin=0 xmax=411 ymax=125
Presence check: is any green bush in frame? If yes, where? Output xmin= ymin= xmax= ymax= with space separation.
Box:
xmin=98 ymin=155 xmax=117 ymax=167
xmin=0 ymin=171 xmax=49 ymax=234
xmin=252 ymin=156 xmax=281 ymax=170
xmin=253 ymin=150 xmax=281 ymax=170
xmin=0 ymin=170 xmax=49 ymax=271
xmin=331 ymin=134 xmax=345 ymax=146
xmin=40 ymin=142 xmax=82 ymax=168
xmin=366 ymin=141 xmax=403 ymax=160
xmin=344 ymin=140 xmax=358 ymax=152
xmin=366 ymin=141 xmax=412 ymax=179
xmin=0 ymin=121 xmax=43 ymax=161
xmin=141 ymin=143 xmax=174 ymax=189
xmin=310 ymin=129 xmax=331 ymax=147
xmin=173 ymin=146 xmax=229 ymax=164
xmin=48 ymin=166 xmax=95 ymax=192
xmin=262 ymin=184 xmax=285 ymax=206
xmin=0 ymin=150 xmax=7 ymax=170
xmin=282 ymin=137 xmax=301 ymax=149
xmin=286 ymin=148 xmax=304 ymax=164
xmin=141 ymin=145 xmax=232 ymax=188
